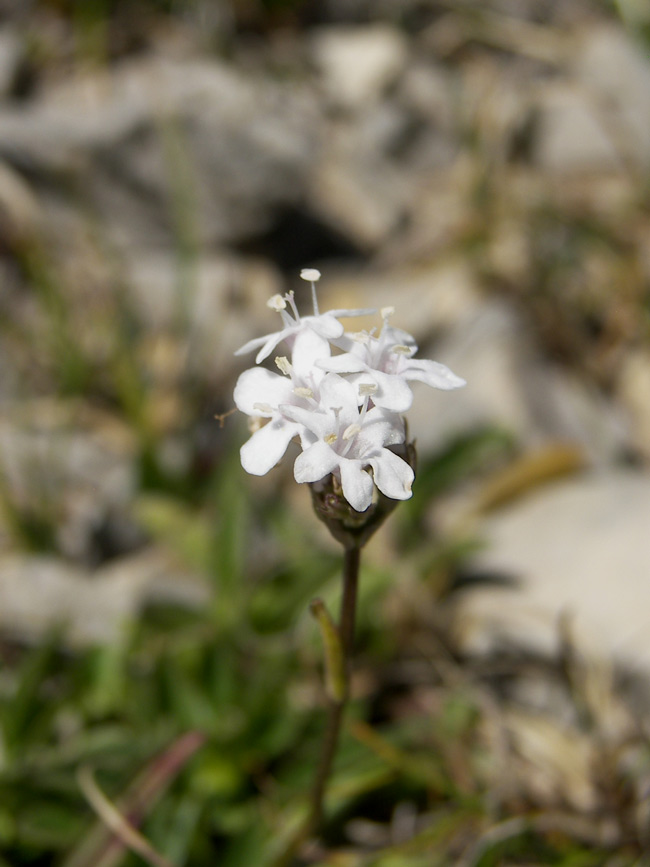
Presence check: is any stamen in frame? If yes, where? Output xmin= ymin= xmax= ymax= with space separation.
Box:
xmin=324 ymin=433 xmax=338 ymax=445
xmin=267 ymin=294 xmax=286 ymax=311
xmin=342 ymin=423 xmax=361 ymax=441
xmin=275 ymin=356 xmax=292 ymax=375
xmin=293 ymin=387 xmax=313 ymax=399
xmin=300 ymin=268 xmax=321 ymax=315
xmin=284 ymin=290 xmax=300 ymax=320
xmin=391 ymin=344 xmax=412 ymax=355
xmin=350 ymin=330 xmax=371 ymax=344
xmin=253 ymin=402 xmax=273 ymax=414
xmin=380 ymin=306 xmax=395 ymax=320
xmin=358 ymin=383 xmax=378 ymax=396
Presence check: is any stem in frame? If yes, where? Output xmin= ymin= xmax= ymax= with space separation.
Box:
xmin=308 ymin=545 xmax=360 ymax=833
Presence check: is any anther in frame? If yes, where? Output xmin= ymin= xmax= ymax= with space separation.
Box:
xmin=342 ymin=423 xmax=361 ymax=441
xmin=267 ymin=294 xmax=287 ymax=311
xmin=324 ymin=433 xmax=338 ymax=445
xmin=293 ymin=387 xmax=313 ymax=399
xmin=275 ymin=356 xmax=292 ymax=375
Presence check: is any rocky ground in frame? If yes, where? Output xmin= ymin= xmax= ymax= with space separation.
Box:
xmin=1 ymin=0 xmax=650 ymax=800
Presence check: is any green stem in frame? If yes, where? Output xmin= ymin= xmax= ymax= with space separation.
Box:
xmin=308 ymin=545 xmax=360 ymax=833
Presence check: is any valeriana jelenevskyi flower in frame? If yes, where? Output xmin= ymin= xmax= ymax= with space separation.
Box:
xmin=233 ymin=269 xmax=465 ymax=547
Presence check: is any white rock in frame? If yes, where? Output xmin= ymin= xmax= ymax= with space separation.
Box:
xmin=311 ymin=24 xmax=408 ymax=110
xmin=452 ymin=471 xmax=650 ymax=670
xmin=617 ymin=350 xmax=650 ymax=463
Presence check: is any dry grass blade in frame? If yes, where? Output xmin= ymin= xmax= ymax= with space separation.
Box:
xmin=64 ymin=731 xmax=206 ymax=867
xmin=77 ymin=765 xmax=176 ymax=867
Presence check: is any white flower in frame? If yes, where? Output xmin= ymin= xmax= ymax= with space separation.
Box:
xmin=234 ymin=334 xmax=328 ymax=474
xmin=232 ymin=273 xmax=466 ymax=513
xmin=281 ymin=375 xmax=414 ymax=512
xmin=318 ymin=313 xmax=465 ymax=412
xmin=235 ymin=289 xmax=374 ymax=365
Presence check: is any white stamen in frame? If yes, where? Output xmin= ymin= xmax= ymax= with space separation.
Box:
xmin=342 ymin=423 xmax=361 ymax=441
xmin=300 ymin=269 xmax=321 ymax=282
xmin=253 ymin=402 xmax=273 ymax=414
xmin=359 ymin=383 xmax=378 ymax=396
xmin=381 ymin=306 xmax=395 ymax=320
xmin=267 ymin=294 xmax=286 ymax=311
xmin=284 ymin=290 xmax=300 ymax=320
xmin=350 ymin=331 xmax=371 ymax=343
xmin=391 ymin=344 xmax=412 ymax=355
xmin=275 ymin=356 xmax=292 ymax=375
xmin=324 ymin=433 xmax=338 ymax=445
xmin=293 ymin=387 xmax=313 ymax=398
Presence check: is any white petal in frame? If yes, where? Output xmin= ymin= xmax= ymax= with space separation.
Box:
xmin=254 ymin=329 xmax=291 ymax=364
xmin=357 ymin=408 xmax=405 ymax=450
xmin=234 ymin=334 xmax=273 ymax=357
xmin=403 ymin=359 xmax=466 ymax=390
xmin=234 ymin=368 xmax=293 ymax=415
xmin=328 ymin=308 xmax=377 ymax=318
xmin=369 ymin=449 xmax=414 ymax=501
xmin=318 ymin=373 xmax=360 ymax=428
xmin=281 ymin=404 xmax=331 ymax=439
xmin=307 ymin=313 xmax=345 ymax=340
xmin=294 ymin=441 xmax=340 ymax=483
xmin=369 ymin=370 xmax=413 ymax=412
xmin=340 ymin=459 xmax=374 ymax=512
xmin=240 ymin=418 xmax=298 ymax=475
xmin=290 ymin=329 xmax=331 ymax=379
xmin=317 ymin=353 xmax=368 ymax=375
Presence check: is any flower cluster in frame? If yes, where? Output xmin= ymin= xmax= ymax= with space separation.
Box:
xmin=234 ymin=270 xmax=465 ymax=514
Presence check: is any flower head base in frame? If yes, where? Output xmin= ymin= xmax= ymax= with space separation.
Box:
xmin=233 ymin=272 xmax=465 ymax=545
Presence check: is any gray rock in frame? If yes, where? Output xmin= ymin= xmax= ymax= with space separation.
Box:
xmin=0 ymin=56 xmax=320 ymax=250
xmin=452 ymin=470 xmax=650 ymax=669
xmin=406 ymin=299 xmax=629 ymax=461
xmin=0 ymin=404 xmax=136 ymax=562
xmin=533 ymin=84 xmax=620 ymax=174
xmin=0 ymin=27 xmax=22 ymax=97
xmin=0 ymin=549 xmax=208 ymax=646
xmin=575 ymin=24 xmax=650 ymax=171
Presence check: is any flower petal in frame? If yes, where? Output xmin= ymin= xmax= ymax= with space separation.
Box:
xmin=240 ymin=418 xmax=299 ymax=475
xmin=290 ymin=328 xmax=331 ymax=379
xmin=369 ymin=449 xmax=414 ymax=501
xmin=340 ymin=459 xmax=375 ymax=512
xmin=368 ymin=370 xmax=413 ymax=412
xmin=234 ymin=368 xmax=293 ymax=416
xmin=402 ymin=359 xmax=466 ymax=390
xmin=316 ymin=353 xmax=368 ymax=375
xmin=294 ymin=440 xmax=340 ymax=484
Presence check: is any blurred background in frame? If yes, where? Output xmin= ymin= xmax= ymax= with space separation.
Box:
xmin=1 ymin=0 xmax=650 ymax=864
